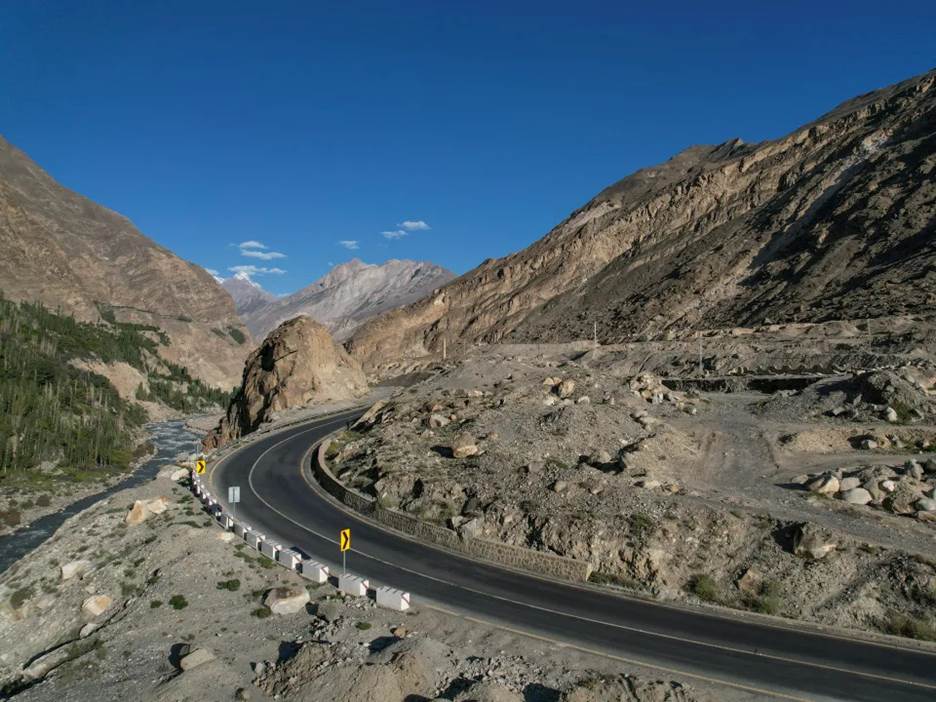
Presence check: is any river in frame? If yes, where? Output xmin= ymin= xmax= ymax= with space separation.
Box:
xmin=0 ymin=420 xmax=201 ymax=574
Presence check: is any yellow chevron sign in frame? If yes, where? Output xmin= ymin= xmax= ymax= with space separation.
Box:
xmin=195 ymin=458 xmax=206 ymax=474
xmin=340 ymin=528 xmax=351 ymax=552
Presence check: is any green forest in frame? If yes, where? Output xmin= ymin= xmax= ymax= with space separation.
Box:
xmin=0 ymin=295 xmax=232 ymax=484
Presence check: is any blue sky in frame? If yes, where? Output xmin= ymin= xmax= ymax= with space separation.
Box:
xmin=1 ymin=1 xmax=934 ymax=295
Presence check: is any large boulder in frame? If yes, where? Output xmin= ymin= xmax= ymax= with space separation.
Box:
xmin=60 ymin=559 xmax=92 ymax=581
xmin=81 ymin=595 xmax=113 ymax=618
xmin=451 ymin=432 xmax=479 ymax=459
xmin=792 ymin=524 xmax=837 ymax=560
xmin=840 ymin=488 xmax=873 ymax=505
xmin=179 ymin=648 xmax=215 ymax=671
xmin=206 ymin=316 xmax=368 ymax=448
xmin=883 ymin=480 xmax=920 ymax=515
xmin=263 ymin=586 xmax=310 ymax=615
xmin=805 ymin=474 xmax=839 ymax=495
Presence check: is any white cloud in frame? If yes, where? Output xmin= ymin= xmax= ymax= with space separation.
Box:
xmin=228 ymin=264 xmax=287 ymax=281
xmin=398 ymin=220 xmax=430 ymax=231
xmin=338 ymin=240 xmax=359 ymax=250
xmin=238 ymin=240 xmax=268 ymax=249
xmin=241 ymin=249 xmax=286 ymax=260
xmin=381 ymin=229 xmax=407 ymax=240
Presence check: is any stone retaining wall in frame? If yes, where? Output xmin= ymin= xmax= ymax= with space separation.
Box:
xmin=314 ymin=441 xmax=592 ymax=582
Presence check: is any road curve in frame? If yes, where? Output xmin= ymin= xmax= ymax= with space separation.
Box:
xmin=210 ymin=411 xmax=936 ymax=702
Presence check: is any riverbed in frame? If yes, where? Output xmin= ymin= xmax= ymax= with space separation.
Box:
xmin=0 ymin=420 xmax=201 ymax=574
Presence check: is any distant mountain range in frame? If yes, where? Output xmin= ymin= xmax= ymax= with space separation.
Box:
xmin=224 ymin=258 xmax=455 ymax=340
xmin=347 ymin=68 xmax=936 ymax=369
xmin=0 ymin=134 xmax=250 ymax=388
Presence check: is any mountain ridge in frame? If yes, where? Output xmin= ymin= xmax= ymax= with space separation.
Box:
xmin=346 ymin=68 xmax=936 ymax=370
xmin=232 ymin=258 xmax=455 ymax=340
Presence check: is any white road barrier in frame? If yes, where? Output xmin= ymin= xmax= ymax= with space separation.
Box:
xmin=244 ymin=531 xmax=261 ymax=549
xmin=219 ymin=512 xmax=235 ymax=530
xmin=338 ymin=573 xmax=369 ymax=597
xmin=300 ymin=560 xmax=330 ymax=583
xmin=375 ymin=586 xmax=411 ymax=611
xmin=259 ymin=540 xmax=279 ymax=561
xmin=277 ymin=549 xmax=302 ymax=570
xmin=234 ymin=522 xmax=249 ymax=539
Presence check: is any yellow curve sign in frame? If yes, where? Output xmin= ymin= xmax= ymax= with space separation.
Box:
xmin=340 ymin=528 xmax=351 ymax=552
xmin=195 ymin=458 xmax=206 ymax=474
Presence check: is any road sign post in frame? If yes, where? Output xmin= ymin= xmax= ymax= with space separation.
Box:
xmin=340 ymin=528 xmax=351 ymax=574
xmin=228 ymin=485 xmax=240 ymax=519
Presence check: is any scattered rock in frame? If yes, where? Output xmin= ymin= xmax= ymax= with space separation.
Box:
xmin=317 ymin=601 xmax=341 ymax=622
xmin=556 ymin=379 xmax=576 ymax=399
xmin=839 ymin=488 xmax=873 ymax=506
xmin=838 ymin=476 xmax=861 ymax=492
xmin=81 ymin=595 xmax=113 ymax=618
xmin=636 ymin=479 xmax=661 ymax=489
xmin=737 ymin=567 xmax=762 ymax=597
xmin=884 ymin=406 xmax=899 ymax=423
xmin=263 ymin=586 xmax=311 ymax=615
xmin=805 ymin=475 xmax=839 ymax=495
xmin=126 ymin=500 xmax=150 ymax=526
xmin=428 ymin=413 xmax=450 ymax=429
xmin=551 ymin=480 xmax=569 ymax=494
xmin=179 ymin=648 xmax=215 ymax=671
xmin=793 ymin=524 xmax=837 ymax=560
xmin=451 ymin=432 xmax=480 ymax=459
xmin=61 ymin=559 xmax=92 ymax=581
xmin=916 ymin=497 xmax=936 ymax=513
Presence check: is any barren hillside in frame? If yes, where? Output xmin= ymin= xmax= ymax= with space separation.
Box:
xmin=0 ymin=135 xmax=250 ymax=387
xmin=347 ymin=69 xmax=936 ymax=371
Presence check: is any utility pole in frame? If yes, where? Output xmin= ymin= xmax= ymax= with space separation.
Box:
xmin=593 ymin=321 xmax=598 ymax=348
xmin=442 ymin=337 xmax=447 ymax=361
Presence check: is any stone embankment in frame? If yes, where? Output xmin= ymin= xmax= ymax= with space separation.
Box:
xmin=312 ymin=440 xmax=593 ymax=582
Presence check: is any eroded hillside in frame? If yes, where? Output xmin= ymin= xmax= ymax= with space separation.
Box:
xmin=347 ymin=69 xmax=936 ymax=371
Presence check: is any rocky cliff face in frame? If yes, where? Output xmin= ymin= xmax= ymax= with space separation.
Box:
xmin=0 ymin=135 xmax=250 ymax=387
xmin=206 ymin=316 xmax=367 ymax=447
xmin=237 ymin=258 xmax=455 ymax=340
xmin=347 ymin=69 xmax=936 ymax=370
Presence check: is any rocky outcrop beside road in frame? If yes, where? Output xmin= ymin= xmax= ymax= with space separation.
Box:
xmin=205 ymin=316 xmax=367 ymax=448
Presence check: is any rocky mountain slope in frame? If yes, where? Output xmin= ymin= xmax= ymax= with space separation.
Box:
xmin=205 ymin=316 xmax=367 ymax=448
xmin=0 ymin=135 xmax=250 ymax=387
xmin=347 ymin=68 xmax=936 ymax=370
xmin=237 ymin=258 xmax=454 ymax=340
xmin=221 ymin=271 xmax=277 ymax=318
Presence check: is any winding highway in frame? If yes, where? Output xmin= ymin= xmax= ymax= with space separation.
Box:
xmin=209 ymin=410 xmax=936 ymax=702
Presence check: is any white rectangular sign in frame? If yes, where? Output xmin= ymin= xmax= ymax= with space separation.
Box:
xmin=228 ymin=486 xmax=241 ymax=503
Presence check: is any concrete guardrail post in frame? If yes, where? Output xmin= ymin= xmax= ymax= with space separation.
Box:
xmin=277 ymin=549 xmax=301 ymax=571
xmin=338 ymin=573 xmax=369 ymax=596
xmin=300 ymin=559 xmax=329 ymax=583
xmin=259 ymin=539 xmax=279 ymax=561
xmin=375 ymin=586 xmax=411 ymax=611
xmin=244 ymin=531 xmax=261 ymax=550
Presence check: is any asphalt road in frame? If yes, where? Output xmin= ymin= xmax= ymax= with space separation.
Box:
xmin=210 ymin=410 xmax=936 ymax=702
